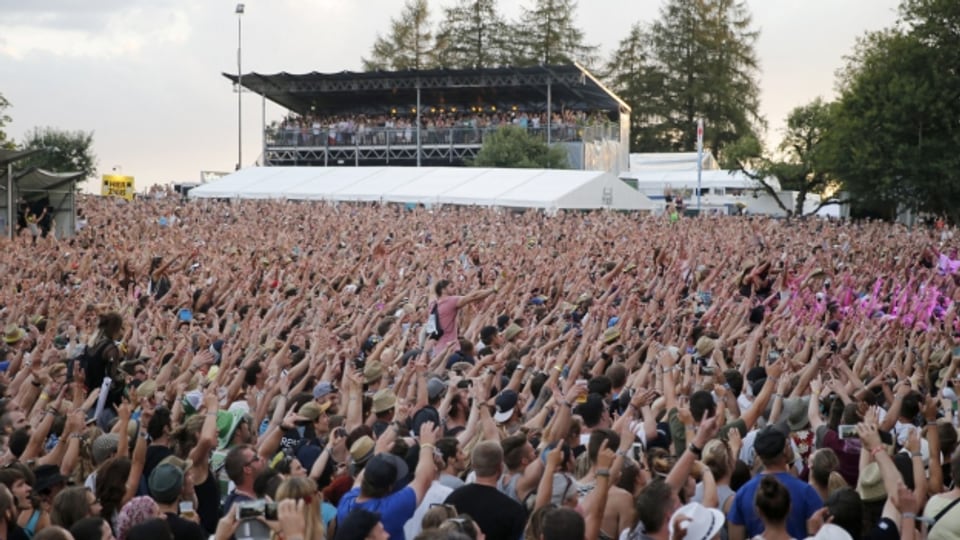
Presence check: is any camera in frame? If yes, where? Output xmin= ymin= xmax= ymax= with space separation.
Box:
xmin=236 ymin=500 xmax=278 ymax=521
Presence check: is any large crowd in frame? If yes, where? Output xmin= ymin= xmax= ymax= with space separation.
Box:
xmin=0 ymin=191 xmax=959 ymax=540
xmin=270 ymin=110 xmax=606 ymax=147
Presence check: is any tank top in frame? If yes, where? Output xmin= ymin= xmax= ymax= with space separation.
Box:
xmin=194 ymin=467 xmax=220 ymax=534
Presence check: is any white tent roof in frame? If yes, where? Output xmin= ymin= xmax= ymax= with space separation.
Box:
xmin=629 ymin=152 xmax=719 ymax=172
xmin=621 ymin=168 xmax=782 ymax=192
xmin=189 ymin=167 xmax=655 ymax=211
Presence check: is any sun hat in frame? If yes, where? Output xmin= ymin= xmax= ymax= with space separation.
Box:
xmin=780 ymin=396 xmax=811 ymax=432
xmin=363 ymin=361 xmax=384 ymax=384
xmin=2 ymin=325 xmax=25 ymax=345
xmin=503 ymin=324 xmax=522 ymax=341
xmin=216 ymin=409 xmax=248 ymax=450
xmin=349 ymin=436 xmax=375 ymax=465
xmin=372 ymin=389 xmax=397 ymax=414
xmin=668 ymin=502 xmax=725 ymax=540
xmin=856 ymin=462 xmax=886 ymax=502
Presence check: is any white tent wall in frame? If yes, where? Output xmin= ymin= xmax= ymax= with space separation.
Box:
xmin=555 ymin=171 xmax=653 ymax=210
xmin=189 ymin=167 xmax=655 ymax=211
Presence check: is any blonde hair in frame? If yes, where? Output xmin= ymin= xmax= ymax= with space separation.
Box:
xmin=827 ymin=471 xmax=848 ymax=495
xmin=702 ymin=439 xmax=732 ymax=479
xmin=275 ymin=477 xmax=323 ymax=540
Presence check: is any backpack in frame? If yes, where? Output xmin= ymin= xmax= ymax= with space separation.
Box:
xmin=425 ymin=301 xmax=444 ymax=340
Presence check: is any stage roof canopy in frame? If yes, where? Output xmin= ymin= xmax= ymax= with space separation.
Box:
xmin=189 ymin=166 xmax=653 ymax=211
xmin=225 ymin=64 xmax=630 ymax=116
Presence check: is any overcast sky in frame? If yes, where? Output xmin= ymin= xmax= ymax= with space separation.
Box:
xmin=0 ymin=0 xmax=901 ymax=189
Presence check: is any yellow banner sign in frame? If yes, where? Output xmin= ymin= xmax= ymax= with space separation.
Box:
xmin=101 ymin=175 xmax=135 ymax=201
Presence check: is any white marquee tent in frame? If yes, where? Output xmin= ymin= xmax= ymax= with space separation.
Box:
xmin=189 ymin=167 xmax=654 ymax=211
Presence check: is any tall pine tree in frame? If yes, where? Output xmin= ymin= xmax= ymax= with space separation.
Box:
xmin=607 ymin=0 xmax=762 ymax=154
xmin=513 ymin=0 xmax=598 ymax=67
xmin=435 ymin=0 xmax=510 ymax=69
xmin=363 ymin=0 xmax=437 ymax=71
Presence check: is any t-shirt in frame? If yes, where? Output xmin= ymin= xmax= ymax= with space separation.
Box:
xmin=432 ymin=296 xmax=462 ymax=354
xmin=445 ymin=483 xmax=526 ymax=540
xmin=819 ymin=427 xmax=860 ymax=486
xmin=727 ymin=472 xmax=822 ymax=539
xmin=337 ymin=486 xmax=417 ymax=540
xmin=164 ymin=512 xmax=206 ymax=540
xmin=924 ymin=494 xmax=960 ymax=540
xmin=403 ymin=482 xmax=453 ymax=540
xmin=221 ymin=491 xmax=253 ymax=518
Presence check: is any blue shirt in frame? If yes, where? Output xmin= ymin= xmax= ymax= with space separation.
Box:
xmin=727 ymin=472 xmax=822 ymax=539
xmin=337 ymin=486 xmax=417 ymax=540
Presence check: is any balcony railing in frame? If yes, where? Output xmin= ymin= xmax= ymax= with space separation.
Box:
xmin=265 ymin=123 xmax=618 ymax=148
xmin=261 ymin=122 xmax=622 ymax=167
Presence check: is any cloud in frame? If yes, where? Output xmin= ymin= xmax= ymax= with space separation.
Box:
xmin=0 ymin=2 xmax=192 ymax=59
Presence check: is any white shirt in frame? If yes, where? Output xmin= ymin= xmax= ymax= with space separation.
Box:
xmin=403 ymin=481 xmax=453 ymax=540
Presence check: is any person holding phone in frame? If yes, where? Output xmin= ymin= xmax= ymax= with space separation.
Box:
xmin=147 ymin=463 xmax=206 ymax=540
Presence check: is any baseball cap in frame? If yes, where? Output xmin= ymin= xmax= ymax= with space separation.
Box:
xmin=494 ymin=390 xmax=518 ymax=424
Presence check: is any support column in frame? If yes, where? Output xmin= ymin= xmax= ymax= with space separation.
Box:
xmin=416 ymin=84 xmax=422 ymax=168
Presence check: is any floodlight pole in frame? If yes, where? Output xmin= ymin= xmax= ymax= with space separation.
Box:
xmin=6 ymin=162 xmax=11 ymax=239
xmin=236 ymin=3 xmax=245 ymax=170
xmin=261 ymin=92 xmax=266 ymax=166
xmin=696 ymin=118 xmax=704 ymax=214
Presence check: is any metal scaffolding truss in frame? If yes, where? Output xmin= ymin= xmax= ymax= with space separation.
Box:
xmin=264 ymin=144 xmax=481 ymax=167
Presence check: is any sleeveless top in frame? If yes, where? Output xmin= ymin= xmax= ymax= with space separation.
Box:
xmin=194 ymin=467 xmax=220 ymax=534
xmin=23 ymin=509 xmax=41 ymax=539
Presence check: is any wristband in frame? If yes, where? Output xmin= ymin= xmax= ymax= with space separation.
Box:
xmin=902 ymin=512 xmax=916 ymax=520
xmin=420 ymin=443 xmax=436 ymax=451
xmin=689 ymin=443 xmax=703 ymax=458
xmin=596 ymin=469 xmax=610 ymax=477
xmin=870 ymin=446 xmax=884 ymax=458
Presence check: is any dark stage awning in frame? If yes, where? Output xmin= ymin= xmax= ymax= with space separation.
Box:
xmin=224 ymin=64 xmax=630 ymax=117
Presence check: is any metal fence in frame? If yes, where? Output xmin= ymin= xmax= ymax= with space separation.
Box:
xmin=264 ymin=123 xmax=620 ymax=148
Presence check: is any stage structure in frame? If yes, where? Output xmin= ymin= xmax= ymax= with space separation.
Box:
xmin=0 ymin=149 xmax=82 ymax=239
xmin=225 ymin=64 xmax=630 ymax=172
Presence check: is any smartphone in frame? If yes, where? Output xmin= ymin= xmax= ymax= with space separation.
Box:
xmin=632 ymin=442 xmax=644 ymax=461
xmin=236 ymin=500 xmax=278 ymax=521
xmin=767 ymin=350 xmax=780 ymax=364
xmin=838 ymin=425 xmax=858 ymax=439
xmin=335 ymin=427 xmax=347 ymax=438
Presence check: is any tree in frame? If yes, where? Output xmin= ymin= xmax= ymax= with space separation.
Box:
xmin=473 ymin=126 xmax=569 ymax=168
xmin=602 ymin=24 xmax=669 ymax=153
xmin=828 ymin=0 xmax=960 ymax=220
xmin=606 ymin=0 xmax=762 ymax=155
xmin=435 ymin=0 xmax=510 ymax=69
xmin=19 ymin=127 xmax=98 ymax=182
xmin=362 ymin=0 xmax=437 ymax=71
xmin=513 ymin=0 xmax=598 ymax=67
xmin=0 ymin=92 xmax=13 ymax=150
xmin=724 ymin=98 xmax=838 ymax=217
